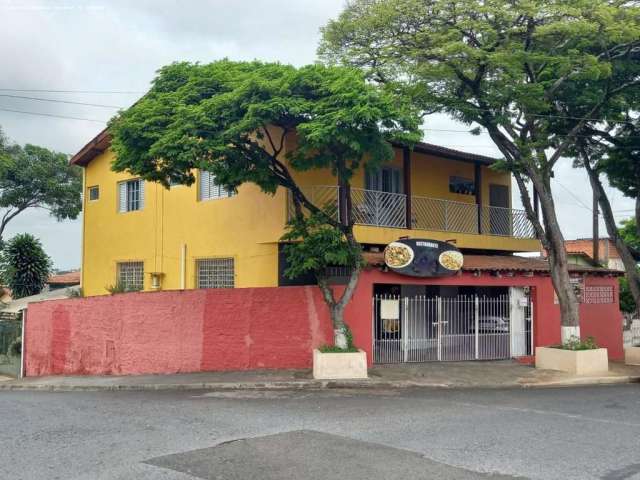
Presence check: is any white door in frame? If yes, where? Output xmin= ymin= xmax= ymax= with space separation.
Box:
xmin=510 ymin=287 xmax=527 ymax=357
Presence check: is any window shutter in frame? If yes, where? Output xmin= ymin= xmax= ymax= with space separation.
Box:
xmin=138 ymin=180 xmax=144 ymax=209
xmin=118 ymin=182 xmax=127 ymax=212
xmin=199 ymin=170 xmax=211 ymax=200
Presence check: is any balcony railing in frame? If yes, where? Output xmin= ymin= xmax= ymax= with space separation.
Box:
xmin=288 ymin=186 xmax=536 ymax=239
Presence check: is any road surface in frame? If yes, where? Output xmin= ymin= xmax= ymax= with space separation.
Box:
xmin=1 ymin=385 xmax=639 ymax=479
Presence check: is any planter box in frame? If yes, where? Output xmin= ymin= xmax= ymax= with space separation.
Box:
xmin=535 ymin=347 xmax=609 ymax=375
xmin=313 ymin=349 xmax=368 ymax=380
xmin=624 ymin=346 xmax=640 ymax=366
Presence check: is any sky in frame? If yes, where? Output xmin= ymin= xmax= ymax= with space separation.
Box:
xmin=0 ymin=0 xmax=635 ymax=270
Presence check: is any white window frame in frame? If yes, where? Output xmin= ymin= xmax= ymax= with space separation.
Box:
xmin=116 ymin=261 xmax=144 ymax=291
xmin=198 ymin=170 xmax=234 ymax=201
xmin=118 ymin=179 xmax=144 ymax=212
xmin=88 ymin=185 xmax=100 ymax=201
xmin=196 ymin=258 xmax=235 ymax=289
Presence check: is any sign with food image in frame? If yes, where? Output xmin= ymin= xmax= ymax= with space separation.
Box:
xmin=383 ymin=239 xmax=463 ymax=277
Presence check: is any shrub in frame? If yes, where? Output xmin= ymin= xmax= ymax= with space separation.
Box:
xmin=554 ymin=336 xmax=599 ymax=351
xmin=105 ymin=282 xmax=140 ymax=295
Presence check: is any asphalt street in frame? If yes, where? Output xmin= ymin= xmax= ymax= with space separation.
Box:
xmin=1 ymin=385 xmax=639 ymax=479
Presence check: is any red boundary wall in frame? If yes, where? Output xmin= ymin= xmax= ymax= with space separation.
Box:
xmin=24 ymin=270 xmax=623 ymax=377
xmin=25 ymin=286 xmax=333 ymax=376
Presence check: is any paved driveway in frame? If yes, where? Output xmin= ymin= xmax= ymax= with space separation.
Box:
xmin=1 ymin=385 xmax=639 ymax=479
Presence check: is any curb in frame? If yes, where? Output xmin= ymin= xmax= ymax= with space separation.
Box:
xmin=0 ymin=376 xmax=638 ymax=392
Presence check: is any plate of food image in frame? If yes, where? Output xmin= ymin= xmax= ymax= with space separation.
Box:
xmin=438 ymin=250 xmax=464 ymax=271
xmin=384 ymin=242 xmax=415 ymax=269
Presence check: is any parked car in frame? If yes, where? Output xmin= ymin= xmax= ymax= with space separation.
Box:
xmin=477 ymin=315 xmax=509 ymax=333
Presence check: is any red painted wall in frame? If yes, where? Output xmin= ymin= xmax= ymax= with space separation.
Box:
xmin=345 ymin=268 xmax=622 ymax=366
xmin=579 ymin=276 xmax=624 ymax=360
xmin=25 ymin=286 xmax=332 ymax=377
xmin=24 ymin=270 xmax=623 ymax=377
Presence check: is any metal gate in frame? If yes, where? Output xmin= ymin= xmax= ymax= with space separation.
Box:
xmin=372 ymin=290 xmax=532 ymax=363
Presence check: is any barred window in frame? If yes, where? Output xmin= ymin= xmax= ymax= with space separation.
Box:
xmin=199 ymin=170 xmax=234 ymax=201
xmin=88 ymin=185 xmax=99 ymax=201
xmin=583 ymin=286 xmax=614 ymax=304
xmin=197 ymin=258 xmax=234 ymax=289
xmin=118 ymin=179 xmax=144 ymax=212
xmin=117 ymin=261 xmax=144 ymax=291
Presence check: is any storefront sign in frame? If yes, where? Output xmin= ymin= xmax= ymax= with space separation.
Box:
xmin=383 ymin=239 xmax=463 ymax=277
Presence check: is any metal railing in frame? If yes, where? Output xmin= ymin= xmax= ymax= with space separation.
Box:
xmin=373 ymin=293 xmax=532 ymax=364
xmin=411 ymin=196 xmax=478 ymax=234
xmin=351 ymin=187 xmax=406 ymax=228
xmin=287 ymin=186 xmax=535 ymax=239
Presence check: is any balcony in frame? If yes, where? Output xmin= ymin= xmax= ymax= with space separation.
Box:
xmin=289 ymin=185 xmax=536 ymax=239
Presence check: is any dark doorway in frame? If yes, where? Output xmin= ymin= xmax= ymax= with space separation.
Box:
xmin=489 ymin=184 xmax=510 ymax=236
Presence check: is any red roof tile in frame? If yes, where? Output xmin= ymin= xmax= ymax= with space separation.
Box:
xmin=47 ymin=271 xmax=81 ymax=285
xmin=363 ymin=252 xmax=622 ymax=275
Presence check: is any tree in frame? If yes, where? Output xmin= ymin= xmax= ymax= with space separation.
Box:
xmin=0 ymin=128 xmax=82 ymax=243
xmin=619 ymin=218 xmax=640 ymax=252
xmin=109 ymin=60 xmax=421 ymax=347
xmin=320 ymin=0 xmax=640 ymax=340
xmin=0 ymin=233 xmax=52 ymax=299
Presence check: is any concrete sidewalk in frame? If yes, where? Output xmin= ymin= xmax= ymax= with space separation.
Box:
xmin=1 ymin=361 xmax=639 ymax=392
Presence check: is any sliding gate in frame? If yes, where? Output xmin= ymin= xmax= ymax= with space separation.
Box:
xmin=373 ymin=289 xmax=532 ymax=363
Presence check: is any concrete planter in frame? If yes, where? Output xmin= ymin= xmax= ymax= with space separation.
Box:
xmin=624 ymin=346 xmax=640 ymax=366
xmin=535 ymin=347 xmax=609 ymax=375
xmin=312 ymin=349 xmax=368 ymax=380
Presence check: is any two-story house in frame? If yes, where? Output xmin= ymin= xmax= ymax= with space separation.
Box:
xmin=70 ymin=128 xmax=624 ymax=366
xmin=72 ymin=128 xmax=538 ymax=296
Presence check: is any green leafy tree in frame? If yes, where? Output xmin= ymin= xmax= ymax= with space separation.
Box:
xmin=619 ymin=218 xmax=640 ymax=252
xmin=109 ymin=60 xmax=421 ymax=347
xmin=320 ymin=0 xmax=640 ymax=339
xmin=0 ymin=233 xmax=52 ymax=299
xmin=0 ymin=128 xmax=82 ymax=243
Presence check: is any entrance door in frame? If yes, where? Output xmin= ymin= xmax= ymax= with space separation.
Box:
xmin=373 ymin=290 xmax=532 ymax=363
xmin=489 ymin=184 xmax=511 ymax=235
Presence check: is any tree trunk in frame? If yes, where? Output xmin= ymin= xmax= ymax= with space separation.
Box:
xmin=318 ymin=262 xmax=361 ymax=347
xmin=584 ymin=159 xmax=640 ymax=317
xmin=528 ymin=170 xmax=581 ymax=341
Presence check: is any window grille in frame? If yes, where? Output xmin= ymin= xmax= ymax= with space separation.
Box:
xmin=117 ymin=261 xmax=144 ymax=291
xmin=88 ymin=185 xmax=99 ymax=201
xmin=583 ymin=285 xmax=614 ymax=304
xmin=199 ymin=170 xmax=234 ymax=201
xmin=197 ymin=258 xmax=235 ymax=289
xmin=118 ymin=179 xmax=144 ymax=212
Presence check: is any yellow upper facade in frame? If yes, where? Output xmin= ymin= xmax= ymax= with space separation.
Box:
xmin=75 ymin=129 xmax=540 ymax=296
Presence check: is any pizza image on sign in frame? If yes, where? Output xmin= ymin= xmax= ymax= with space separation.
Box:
xmin=383 ymin=238 xmax=463 ymax=277
xmin=438 ymin=250 xmax=464 ymax=270
xmin=383 ymin=242 xmax=414 ymax=269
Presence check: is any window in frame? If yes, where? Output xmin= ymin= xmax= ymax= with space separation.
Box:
xmin=88 ymin=185 xmax=100 ymax=201
xmin=199 ymin=170 xmax=234 ymax=201
xmin=118 ymin=179 xmax=144 ymax=212
xmin=365 ymin=167 xmax=402 ymax=193
xmin=449 ymin=176 xmax=476 ymax=195
xmin=197 ymin=258 xmax=235 ymax=289
xmin=117 ymin=261 xmax=144 ymax=291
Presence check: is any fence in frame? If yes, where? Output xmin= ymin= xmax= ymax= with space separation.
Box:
xmin=0 ymin=318 xmax=22 ymax=377
xmin=288 ymin=186 xmax=536 ymax=238
xmin=373 ymin=292 xmax=532 ymax=364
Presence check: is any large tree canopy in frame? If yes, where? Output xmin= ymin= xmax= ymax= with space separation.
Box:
xmin=109 ymin=60 xmax=421 ymax=347
xmin=0 ymin=129 xmax=82 ymax=243
xmin=320 ymin=0 xmax=640 ymax=334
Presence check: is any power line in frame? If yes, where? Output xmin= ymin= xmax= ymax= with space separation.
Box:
xmin=554 ymin=180 xmax=593 ymax=211
xmin=0 ymin=94 xmax=123 ymax=109
xmin=0 ymin=88 xmax=144 ymax=94
xmin=0 ymin=107 xmax=106 ymax=123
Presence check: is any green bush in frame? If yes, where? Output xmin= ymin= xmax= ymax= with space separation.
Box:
xmin=105 ymin=282 xmax=140 ymax=295
xmin=318 ymin=345 xmax=359 ymax=353
xmin=554 ymin=336 xmax=598 ymax=351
